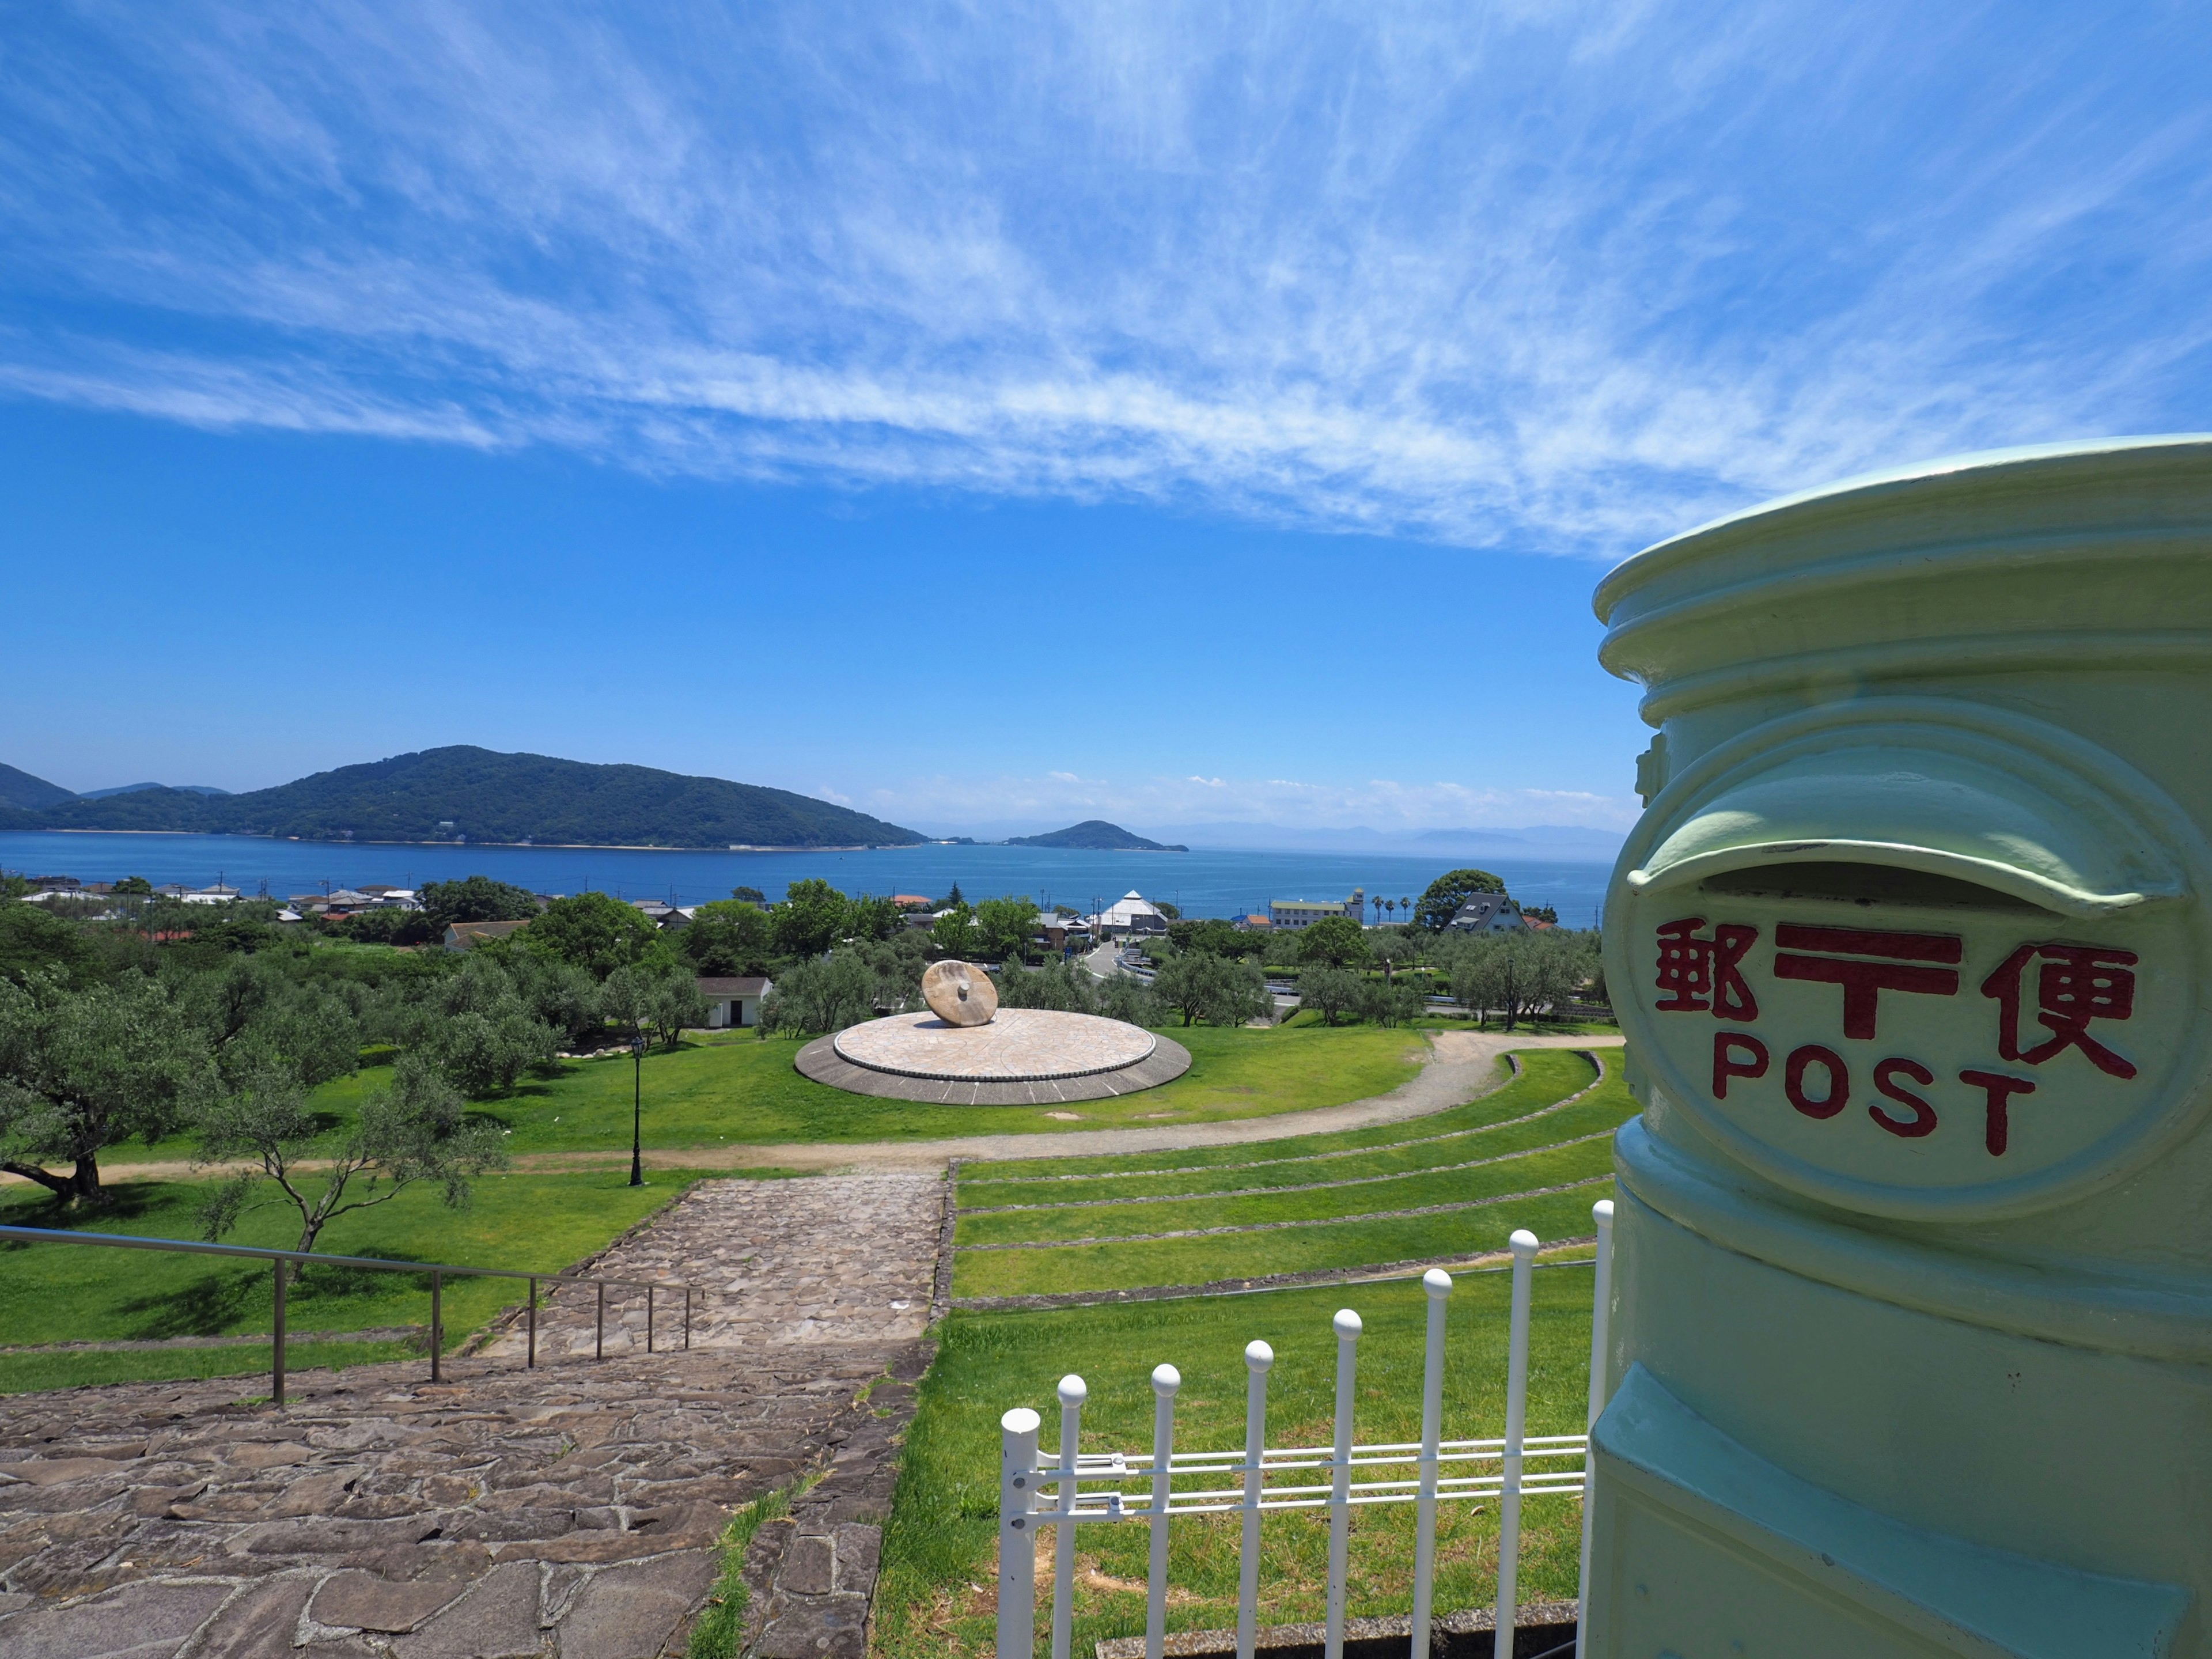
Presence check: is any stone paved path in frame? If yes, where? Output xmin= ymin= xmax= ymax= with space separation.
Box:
xmin=0 ymin=1173 xmax=947 ymax=1659
xmin=482 ymin=1175 xmax=942 ymax=1360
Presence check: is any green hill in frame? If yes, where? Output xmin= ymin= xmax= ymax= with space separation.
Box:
xmin=0 ymin=763 xmax=76 ymax=813
xmin=1007 ymin=819 xmax=1187 ymax=851
xmin=18 ymin=747 xmax=924 ymax=850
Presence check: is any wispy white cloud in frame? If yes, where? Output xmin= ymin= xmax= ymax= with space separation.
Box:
xmin=2 ymin=2 xmax=2209 ymax=551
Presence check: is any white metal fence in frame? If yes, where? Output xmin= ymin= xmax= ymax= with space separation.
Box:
xmin=997 ymin=1200 xmax=1616 ymax=1659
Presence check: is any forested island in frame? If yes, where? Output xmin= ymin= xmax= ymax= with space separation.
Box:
xmin=0 ymin=747 xmax=924 ymax=850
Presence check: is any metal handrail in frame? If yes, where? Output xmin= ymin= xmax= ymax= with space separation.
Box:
xmin=0 ymin=1223 xmax=699 ymax=1405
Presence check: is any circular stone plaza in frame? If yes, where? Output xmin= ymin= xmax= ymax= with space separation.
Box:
xmin=796 ymin=1007 xmax=1192 ymax=1104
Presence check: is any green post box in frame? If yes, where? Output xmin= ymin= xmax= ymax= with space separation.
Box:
xmin=1587 ymin=437 xmax=2212 ymax=1657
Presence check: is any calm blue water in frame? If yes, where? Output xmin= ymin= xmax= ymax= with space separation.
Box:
xmin=0 ymin=832 xmax=1612 ymax=926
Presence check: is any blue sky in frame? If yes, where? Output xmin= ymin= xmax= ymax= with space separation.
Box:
xmin=3 ymin=2 xmax=2209 ymax=837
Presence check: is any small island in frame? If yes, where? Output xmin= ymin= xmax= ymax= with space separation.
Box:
xmin=1006 ymin=819 xmax=1188 ymax=851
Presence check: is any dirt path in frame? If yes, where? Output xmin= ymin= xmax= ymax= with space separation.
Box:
xmin=35 ymin=1032 xmax=1620 ymax=1185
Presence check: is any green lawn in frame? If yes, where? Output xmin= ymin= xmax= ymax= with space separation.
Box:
xmin=956 ymin=1138 xmax=1616 ymax=1248
xmin=949 ymin=1184 xmax=1613 ymax=1298
xmin=956 ymin=1051 xmax=1610 ymax=1206
xmin=0 ymin=1166 xmax=728 ymax=1387
xmin=91 ymin=1023 xmax=1429 ymax=1166
xmin=948 ymin=1050 xmax=1630 ymax=1297
xmin=874 ymin=1272 xmax=1599 ymax=1658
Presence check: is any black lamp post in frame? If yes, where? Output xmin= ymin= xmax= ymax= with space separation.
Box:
xmin=628 ymin=1029 xmax=647 ymax=1187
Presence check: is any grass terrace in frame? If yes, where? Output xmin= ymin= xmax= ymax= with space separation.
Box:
xmin=950 ymin=1048 xmax=1627 ymax=1300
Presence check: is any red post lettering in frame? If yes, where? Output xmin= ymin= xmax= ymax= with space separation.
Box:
xmin=1772 ymin=923 xmax=1962 ymax=1040
xmin=1980 ymin=942 xmax=2139 ymax=1080
xmin=1868 ymin=1057 xmax=1938 ymax=1139
xmin=1712 ymin=1031 xmax=1769 ymax=1100
xmin=1784 ymin=1044 xmax=1850 ymax=1119
xmin=1960 ymin=1069 xmax=2037 ymax=1157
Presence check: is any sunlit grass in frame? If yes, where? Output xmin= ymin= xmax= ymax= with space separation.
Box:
xmin=874 ymin=1271 xmax=1597 ymax=1658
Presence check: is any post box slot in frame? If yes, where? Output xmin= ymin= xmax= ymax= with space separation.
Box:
xmin=1700 ymin=861 xmax=2055 ymax=914
xmin=1628 ymin=736 xmax=2183 ymax=919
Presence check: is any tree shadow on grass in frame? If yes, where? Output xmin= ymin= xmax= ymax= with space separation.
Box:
xmin=114 ymin=1268 xmax=268 ymax=1339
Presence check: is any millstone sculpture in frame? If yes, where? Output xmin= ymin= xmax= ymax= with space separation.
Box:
xmin=922 ymin=959 xmax=998 ymax=1027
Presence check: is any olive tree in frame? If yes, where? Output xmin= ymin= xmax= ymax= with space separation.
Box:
xmin=194 ymin=1056 xmax=509 ymax=1255
xmin=0 ymin=972 xmax=207 ymax=1205
xmin=1151 ymin=952 xmax=1272 ymax=1028
xmin=1296 ymin=965 xmax=1362 ymax=1027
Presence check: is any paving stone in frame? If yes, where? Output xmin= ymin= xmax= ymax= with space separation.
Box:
xmin=190 ymin=1574 xmax=318 ymax=1659
xmin=0 ymin=1457 xmax=136 ymax=1486
xmin=553 ymin=1550 xmax=719 ymax=1658
xmin=0 ymin=1577 xmax=232 ymax=1659
xmin=312 ymin=1568 xmax=469 ymax=1632
xmin=392 ymin=1560 xmax=544 ymax=1658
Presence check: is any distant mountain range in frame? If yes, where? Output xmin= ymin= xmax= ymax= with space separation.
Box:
xmin=902 ymin=816 xmax=1628 ymax=860
xmin=1007 ymin=820 xmax=1188 ymax=852
xmin=0 ymin=747 xmax=925 ymax=850
xmin=1147 ymin=821 xmax=1628 ymax=859
xmin=76 ymin=782 xmax=232 ymax=801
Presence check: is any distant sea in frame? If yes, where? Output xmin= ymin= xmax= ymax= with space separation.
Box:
xmin=0 ymin=832 xmax=1614 ymax=926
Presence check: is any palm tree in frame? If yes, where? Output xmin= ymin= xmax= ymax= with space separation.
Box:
xmin=1383 ymin=898 xmax=1396 ymax=923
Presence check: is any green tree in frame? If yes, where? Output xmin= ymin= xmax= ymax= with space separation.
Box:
xmin=1296 ymin=965 xmax=1362 ymax=1027
xmin=506 ymin=950 xmax=604 ymax=1050
xmin=1150 ymin=952 xmax=1271 ymax=1028
xmin=1167 ymin=917 xmax=1256 ymax=959
xmin=0 ymin=974 xmax=207 ymax=1205
xmin=846 ymin=893 xmax=904 ymax=943
xmin=185 ymin=954 xmax=362 ymax=1090
xmin=415 ymin=954 xmax=556 ymax=1096
xmin=1097 ymin=973 xmax=1162 ymax=1027
xmin=647 ymin=964 xmax=704 ymax=1050
xmin=730 ymin=885 xmax=766 ymax=904
xmin=1449 ymin=931 xmax=1587 ymax=1030
xmin=974 ymin=896 xmax=1042 ymax=964
xmin=1357 ymin=977 xmax=1425 ymax=1028
xmin=1524 ymin=905 xmax=1560 ymax=925
xmin=193 ymin=1055 xmax=507 ymax=1255
xmin=524 ymin=891 xmax=660 ymax=978
xmin=419 ymin=874 xmax=541 ymax=927
xmin=680 ymin=900 xmax=775 ymax=976
xmin=757 ymin=952 xmax=877 ymax=1035
xmin=773 ymin=878 xmax=852 ymax=959
xmin=930 ymin=903 xmax=978 ymax=958
xmin=112 ymin=876 xmax=154 ymax=896
xmin=993 ymin=960 xmax=1098 ymax=1012
xmin=0 ymin=903 xmax=110 ymax=990
xmin=1414 ymin=869 xmax=1508 ymax=931
xmin=1369 ymin=927 xmax=1424 ymax=984
xmin=1298 ymin=914 xmax=1371 ymax=968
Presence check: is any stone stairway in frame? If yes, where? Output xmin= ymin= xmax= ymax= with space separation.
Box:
xmin=0 ymin=1171 xmax=948 ymax=1659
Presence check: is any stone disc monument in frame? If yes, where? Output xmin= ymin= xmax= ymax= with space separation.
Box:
xmin=1584 ymin=437 xmax=2212 ymax=1658
xmin=795 ymin=960 xmax=1190 ymax=1104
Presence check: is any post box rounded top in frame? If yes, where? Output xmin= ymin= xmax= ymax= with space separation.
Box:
xmin=1593 ymin=435 xmax=2212 ymax=723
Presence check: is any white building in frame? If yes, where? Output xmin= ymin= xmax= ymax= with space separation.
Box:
xmin=1087 ymin=891 xmax=1169 ymax=937
xmin=696 ymin=975 xmax=771 ymax=1028
xmin=1270 ymin=888 xmax=1365 ymax=930
xmin=1447 ymin=893 xmax=1528 ymax=933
